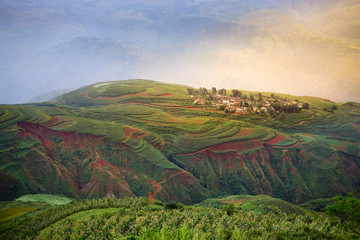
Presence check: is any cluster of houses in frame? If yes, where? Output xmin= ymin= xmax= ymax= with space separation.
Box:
xmin=192 ymin=94 xmax=303 ymax=114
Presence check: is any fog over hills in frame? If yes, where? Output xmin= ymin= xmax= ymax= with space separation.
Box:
xmin=1 ymin=0 xmax=359 ymax=103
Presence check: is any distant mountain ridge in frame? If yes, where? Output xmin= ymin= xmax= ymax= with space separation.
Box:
xmin=27 ymin=89 xmax=72 ymax=103
xmin=1 ymin=0 xmax=360 ymax=103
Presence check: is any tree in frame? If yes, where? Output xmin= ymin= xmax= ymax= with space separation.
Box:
xmin=212 ymin=87 xmax=217 ymax=94
xmin=165 ymin=201 xmax=178 ymax=210
xmin=187 ymin=88 xmax=194 ymax=95
xmin=232 ymin=90 xmax=239 ymax=97
xmin=232 ymin=90 xmax=242 ymax=98
xmin=303 ymin=103 xmax=309 ymax=109
xmin=326 ymin=193 xmax=360 ymax=235
xmin=218 ymin=88 xmax=226 ymax=95
xmin=202 ymin=87 xmax=208 ymax=94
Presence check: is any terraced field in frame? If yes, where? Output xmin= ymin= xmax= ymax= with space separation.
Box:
xmin=0 ymin=79 xmax=359 ymax=205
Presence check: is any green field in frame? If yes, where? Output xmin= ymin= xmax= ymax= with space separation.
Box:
xmin=16 ymin=194 xmax=73 ymax=205
xmin=0 ymin=207 xmax=38 ymax=222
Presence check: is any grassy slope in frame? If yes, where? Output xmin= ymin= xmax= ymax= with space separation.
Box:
xmin=299 ymin=198 xmax=336 ymax=212
xmin=197 ymin=194 xmax=307 ymax=215
xmin=16 ymin=194 xmax=73 ymax=205
xmin=0 ymin=79 xmax=359 ymax=204
xmin=0 ymin=194 xmax=72 ymax=223
xmin=1 ymin=197 xmax=359 ymax=240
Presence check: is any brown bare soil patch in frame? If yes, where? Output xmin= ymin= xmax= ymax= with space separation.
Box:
xmin=123 ymin=126 xmax=144 ymax=140
xmin=209 ymin=140 xmax=262 ymax=152
xmin=43 ymin=116 xmax=64 ymax=127
xmin=147 ymin=180 xmax=161 ymax=202
xmin=265 ymin=134 xmax=287 ymax=145
xmin=147 ymin=171 xmax=182 ymax=202
xmin=177 ymin=140 xmax=263 ymax=156
xmin=91 ymin=155 xmax=119 ymax=174
xmin=295 ymin=121 xmax=306 ymax=126
xmin=234 ymin=128 xmax=254 ymax=137
xmin=81 ymin=89 xmax=92 ymax=98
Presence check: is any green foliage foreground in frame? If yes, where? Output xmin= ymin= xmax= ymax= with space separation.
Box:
xmin=1 ymin=197 xmax=359 ymax=240
xmin=326 ymin=193 xmax=360 ymax=235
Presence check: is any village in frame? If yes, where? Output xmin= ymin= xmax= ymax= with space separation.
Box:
xmin=189 ymin=88 xmax=306 ymax=114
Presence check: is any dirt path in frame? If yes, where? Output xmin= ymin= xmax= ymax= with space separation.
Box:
xmin=148 ymin=171 xmax=183 ymax=202
xmin=351 ymin=123 xmax=360 ymax=133
xmin=278 ymin=141 xmax=304 ymax=149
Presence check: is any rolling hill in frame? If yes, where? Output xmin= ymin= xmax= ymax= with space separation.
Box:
xmin=197 ymin=194 xmax=308 ymax=215
xmin=0 ymin=80 xmax=359 ymax=205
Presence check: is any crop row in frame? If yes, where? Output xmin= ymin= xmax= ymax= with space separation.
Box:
xmin=0 ymin=107 xmax=28 ymax=129
xmin=37 ymin=201 xmax=356 ymax=240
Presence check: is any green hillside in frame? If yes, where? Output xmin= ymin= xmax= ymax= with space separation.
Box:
xmin=197 ymin=195 xmax=307 ymax=215
xmin=1 ymin=196 xmax=359 ymax=239
xmin=16 ymin=194 xmax=73 ymax=205
xmin=0 ymin=79 xmax=359 ymax=206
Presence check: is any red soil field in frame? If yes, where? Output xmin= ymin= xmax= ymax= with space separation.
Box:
xmin=265 ymin=134 xmax=287 ymax=145
xmin=123 ymin=126 xmax=144 ymax=140
xmin=147 ymin=171 xmax=182 ymax=202
xmin=234 ymin=128 xmax=254 ymax=137
xmin=209 ymin=140 xmax=263 ymax=152
xmin=43 ymin=116 xmax=63 ymax=127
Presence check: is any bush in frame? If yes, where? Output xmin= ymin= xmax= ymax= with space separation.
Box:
xmin=222 ymin=203 xmax=236 ymax=216
xmin=177 ymin=203 xmax=185 ymax=211
xmin=153 ymin=200 xmax=164 ymax=206
xmin=326 ymin=193 xmax=360 ymax=235
xmin=164 ymin=201 xmax=178 ymax=210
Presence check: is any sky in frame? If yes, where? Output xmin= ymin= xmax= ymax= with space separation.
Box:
xmin=0 ymin=0 xmax=359 ymax=103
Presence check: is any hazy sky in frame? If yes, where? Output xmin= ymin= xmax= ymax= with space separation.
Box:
xmin=1 ymin=0 xmax=359 ymax=103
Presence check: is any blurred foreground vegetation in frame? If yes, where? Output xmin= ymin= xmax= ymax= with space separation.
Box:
xmin=0 ymin=194 xmax=359 ymax=240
